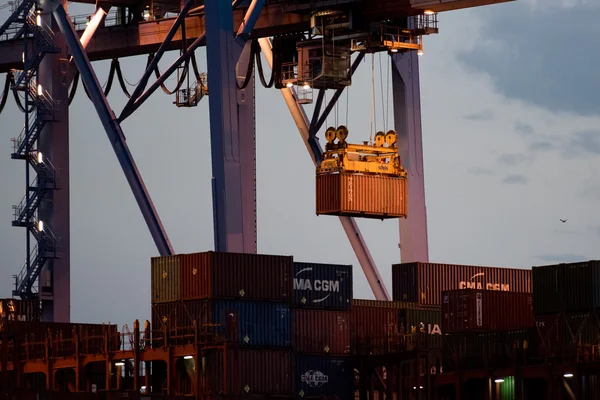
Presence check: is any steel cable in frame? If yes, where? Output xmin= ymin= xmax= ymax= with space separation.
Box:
xmin=253 ymin=40 xmax=274 ymax=88
xmin=0 ymin=72 xmax=11 ymax=114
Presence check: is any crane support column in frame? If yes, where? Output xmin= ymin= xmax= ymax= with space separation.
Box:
xmin=205 ymin=0 xmax=258 ymax=253
xmin=38 ymin=0 xmax=70 ymax=322
xmin=391 ymin=52 xmax=429 ymax=263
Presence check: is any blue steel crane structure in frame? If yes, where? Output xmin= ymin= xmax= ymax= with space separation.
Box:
xmin=0 ymin=0 xmax=515 ymax=321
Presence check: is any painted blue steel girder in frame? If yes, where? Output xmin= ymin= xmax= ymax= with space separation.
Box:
xmin=391 ymin=52 xmax=429 ymax=263
xmin=52 ymin=4 xmax=174 ymax=257
xmin=205 ymin=0 xmax=261 ymax=253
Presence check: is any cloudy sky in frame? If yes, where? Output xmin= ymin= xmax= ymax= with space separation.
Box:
xmin=0 ymin=0 xmax=598 ymax=326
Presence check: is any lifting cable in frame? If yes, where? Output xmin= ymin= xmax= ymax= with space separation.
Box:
xmin=80 ymin=58 xmax=118 ymax=100
xmin=369 ymin=53 xmax=376 ymax=143
xmin=114 ymin=58 xmax=133 ymax=98
xmin=0 ymin=72 xmax=11 ymax=115
xmin=379 ymin=52 xmax=385 ymax=133
xmin=253 ymin=40 xmax=274 ymax=88
xmin=151 ymin=52 xmax=190 ymax=95
xmin=11 ymin=73 xmax=34 ymax=113
xmin=68 ymin=72 xmax=79 ymax=105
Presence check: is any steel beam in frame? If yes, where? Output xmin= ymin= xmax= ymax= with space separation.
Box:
xmin=38 ymin=0 xmax=70 ymax=322
xmin=0 ymin=9 xmax=309 ymax=73
xmin=118 ymin=31 xmax=205 ymax=122
xmin=235 ymin=0 xmax=265 ymax=45
xmin=120 ymin=0 xmax=194 ymax=120
xmin=205 ymin=0 xmax=257 ymax=253
xmin=53 ymin=4 xmax=174 ymax=257
xmin=258 ymin=38 xmax=390 ymax=301
xmin=391 ymin=52 xmax=429 ymax=263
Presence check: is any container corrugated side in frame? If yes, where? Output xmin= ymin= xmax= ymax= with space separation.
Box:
xmin=151 ymin=255 xmax=181 ymax=303
xmin=180 ymin=251 xmax=293 ymax=302
xmin=352 ymin=299 xmax=420 ymax=309
xmin=0 ymin=299 xmax=40 ymax=322
xmin=212 ymin=299 xmax=291 ymax=347
xmin=533 ymin=261 xmax=600 ymax=314
xmin=392 ymin=262 xmax=531 ymax=305
xmin=351 ymin=305 xmax=399 ymax=354
xmin=202 ymin=349 xmax=292 ymax=395
xmin=294 ymin=355 xmax=354 ymax=400
xmin=292 ymin=309 xmax=351 ymax=355
xmin=316 ymin=173 xmax=407 ymax=219
xmin=293 ymin=262 xmax=352 ymax=310
xmin=532 ymin=264 xmax=561 ymax=315
xmin=534 ymin=313 xmax=564 ymax=357
xmin=441 ymin=289 xmax=534 ymax=333
xmin=564 ymin=312 xmax=600 ymax=348
xmin=400 ymin=307 xmax=443 ymax=349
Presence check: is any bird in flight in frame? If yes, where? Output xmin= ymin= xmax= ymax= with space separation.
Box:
xmin=560 ymin=219 xmax=567 ymax=223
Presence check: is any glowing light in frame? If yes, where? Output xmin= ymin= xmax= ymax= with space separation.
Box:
xmin=37 ymin=152 xmax=43 ymax=164
xmin=417 ymin=49 xmax=424 ymax=56
xmin=37 ymin=84 xmax=42 ymax=96
xmin=494 ymin=379 xmax=504 ymax=383
xmin=390 ymin=49 xmax=398 ymax=53
xmin=286 ymin=82 xmax=293 ymax=88
xmin=22 ymin=52 xmax=25 ymax=63
xmin=184 ymin=355 xmax=193 ymax=360
xmin=115 ymin=361 xmax=125 ymax=366
xmin=424 ymin=10 xmax=435 ymax=15
xmin=36 ymin=11 xmax=41 ymax=27
xmin=303 ymin=83 xmax=310 ymax=90
xmin=564 ymin=373 xmax=574 ymax=378
xmin=37 ymin=220 xmax=44 ymax=232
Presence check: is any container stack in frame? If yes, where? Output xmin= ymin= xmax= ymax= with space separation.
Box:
xmin=150 ymin=251 xmax=294 ymax=397
xmin=392 ymin=262 xmax=534 ymax=373
xmin=532 ymin=260 xmax=600 ymax=359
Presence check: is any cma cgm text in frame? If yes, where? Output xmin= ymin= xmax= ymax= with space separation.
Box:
xmin=458 ymin=282 xmax=510 ymax=291
xmin=294 ymin=279 xmax=340 ymax=292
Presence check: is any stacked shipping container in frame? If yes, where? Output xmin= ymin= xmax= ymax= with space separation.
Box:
xmin=532 ymin=260 xmax=600 ymax=355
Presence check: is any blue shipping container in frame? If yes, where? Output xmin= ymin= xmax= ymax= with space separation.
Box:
xmin=293 ymin=262 xmax=353 ymax=310
xmin=212 ymin=300 xmax=291 ymax=347
xmin=294 ymin=356 xmax=354 ymax=400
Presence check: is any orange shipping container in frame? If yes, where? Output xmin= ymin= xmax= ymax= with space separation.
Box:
xmin=316 ymin=173 xmax=407 ymax=219
xmin=292 ymin=310 xmax=351 ymax=355
xmin=351 ymin=305 xmax=399 ymax=354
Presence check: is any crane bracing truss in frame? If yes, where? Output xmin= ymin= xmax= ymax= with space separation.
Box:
xmin=0 ymin=0 xmax=513 ymax=318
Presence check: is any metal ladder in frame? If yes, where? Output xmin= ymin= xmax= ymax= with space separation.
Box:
xmin=8 ymin=0 xmax=61 ymax=299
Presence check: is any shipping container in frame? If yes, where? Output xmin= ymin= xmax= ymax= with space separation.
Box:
xmin=151 ymin=255 xmax=181 ymax=303
xmin=399 ymin=307 xmax=443 ymax=349
xmin=293 ymin=309 xmax=351 ymax=355
xmin=392 ymin=262 xmax=531 ymax=305
xmin=532 ymin=260 xmax=600 ymax=314
xmin=155 ymin=299 xmax=291 ymax=348
xmin=201 ymin=349 xmax=292 ymax=395
xmin=442 ymin=289 xmax=534 ymax=333
xmin=292 ymin=262 xmax=352 ymax=310
xmin=294 ymin=355 xmax=354 ymax=400
xmin=0 ymin=298 xmax=40 ymax=323
xmin=179 ymin=251 xmax=293 ymax=302
xmin=564 ymin=311 xmax=600 ymax=349
xmin=352 ymin=299 xmax=420 ymax=309
xmin=316 ymin=173 xmax=407 ymax=219
xmin=351 ymin=304 xmax=399 ymax=354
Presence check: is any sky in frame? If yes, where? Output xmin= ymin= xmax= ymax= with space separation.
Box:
xmin=0 ymin=0 xmax=599 ymax=327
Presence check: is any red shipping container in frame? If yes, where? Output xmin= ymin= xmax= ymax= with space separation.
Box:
xmin=351 ymin=305 xmax=399 ymax=353
xmin=179 ymin=251 xmax=293 ymax=302
xmin=293 ymin=310 xmax=351 ymax=355
xmin=393 ymin=262 xmax=531 ymax=306
xmin=0 ymin=299 xmax=40 ymax=322
xmin=441 ymin=289 xmax=534 ymax=333
xmin=316 ymin=173 xmax=407 ymax=219
xmin=200 ymin=349 xmax=292 ymax=395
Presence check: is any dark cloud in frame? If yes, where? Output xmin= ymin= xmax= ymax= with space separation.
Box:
xmin=529 ymin=141 xmax=554 ymax=152
xmin=458 ymin=4 xmax=600 ymax=116
xmin=503 ymin=174 xmax=528 ymax=184
xmin=498 ymin=153 xmax=528 ymax=166
xmin=468 ymin=167 xmax=494 ymax=175
xmin=536 ymin=253 xmax=589 ymax=264
xmin=515 ymin=122 xmax=534 ymax=136
xmin=567 ymin=130 xmax=600 ymax=156
xmin=463 ymin=109 xmax=493 ymax=121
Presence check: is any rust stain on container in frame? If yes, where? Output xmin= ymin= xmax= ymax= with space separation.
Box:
xmin=392 ymin=262 xmax=531 ymax=305
xmin=442 ymin=289 xmax=534 ymax=333
xmin=292 ymin=309 xmax=351 ymax=355
xmin=201 ymin=349 xmax=292 ymax=395
xmin=151 ymin=255 xmax=181 ymax=304
xmin=180 ymin=251 xmax=293 ymax=302
xmin=316 ymin=173 xmax=407 ymax=219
